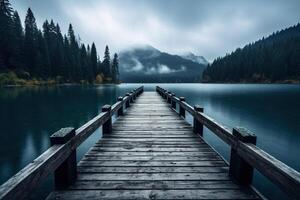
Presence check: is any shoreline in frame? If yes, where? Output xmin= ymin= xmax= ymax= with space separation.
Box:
xmin=1 ymin=82 xmax=300 ymax=88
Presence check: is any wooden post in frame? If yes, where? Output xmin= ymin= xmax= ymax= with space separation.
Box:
xmin=193 ymin=105 xmax=204 ymax=135
xmin=171 ymin=93 xmax=176 ymax=109
xmin=131 ymin=90 xmax=136 ymax=101
xmin=179 ymin=97 xmax=186 ymax=118
xmin=117 ymin=96 xmax=124 ymax=116
xmin=50 ymin=127 xmax=77 ymax=189
xmin=125 ymin=93 xmax=130 ymax=108
xmin=130 ymin=92 xmax=134 ymax=103
xmin=102 ymin=105 xmax=112 ymax=134
xmin=164 ymin=90 xmax=168 ymax=99
xmin=229 ymin=127 xmax=257 ymax=185
xmin=140 ymin=86 xmax=144 ymax=94
xmin=167 ymin=92 xmax=172 ymax=104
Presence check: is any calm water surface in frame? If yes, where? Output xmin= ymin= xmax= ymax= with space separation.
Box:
xmin=0 ymin=84 xmax=299 ymax=199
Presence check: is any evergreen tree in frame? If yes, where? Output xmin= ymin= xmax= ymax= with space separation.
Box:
xmin=36 ymin=30 xmax=50 ymax=78
xmin=0 ymin=2 xmax=116 ymax=84
xmin=111 ymin=53 xmax=119 ymax=82
xmin=54 ymin=23 xmax=65 ymax=77
xmin=68 ymin=24 xmax=80 ymax=81
xmin=10 ymin=11 xmax=24 ymax=69
xmin=24 ymin=8 xmax=38 ymax=75
xmin=203 ymin=23 xmax=300 ymax=82
xmin=0 ymin=0 xmax=13 ymax=70
xmin=63 ymin=35 xmax=71 ymax=80
xmin=80 ymin=44 xmax=90 ymax=82
xmin=90 ymin=43 xmax=98 ymax=78
xmin=102 ymin=45 xmax=111 ymax=77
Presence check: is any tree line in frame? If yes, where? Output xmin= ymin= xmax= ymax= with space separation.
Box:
xmin=0 ymin=0 xmax=119 ymax=84
xmin=203 ymin=23 xmax=300 ymax=83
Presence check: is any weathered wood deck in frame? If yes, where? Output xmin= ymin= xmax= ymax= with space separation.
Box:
xmin=46 ymin=92 xmax=261 ymax=200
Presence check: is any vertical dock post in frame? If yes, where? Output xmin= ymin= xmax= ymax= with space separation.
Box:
xmin=167 ymin=92 xmax=172 ymax=104
xmin=50 ymin=127 xmax=77 ymax=189
xmin=164 ymin=90 xmax=168 ymax=99
xmin=125 ymin=93 xmax=130 ymax=108
xmin=193 ymin=105 xmax=204 ymax=135
xmin=130 ymin=91 xmax=134 ymax=103
xmin=117 ymin=96 xmax=124 ymax=116
xmin=229 ymin=127 xmax=257 ymax=185
xmin=102 ymin=105 xmax=112 ymax=134
xmin=179 ymin=97 xmax=186 ymax=118
xmin=132 ymin=90 xmax=136 ymax=100
xmin=171 ymin=93 xmax=176 ymax=109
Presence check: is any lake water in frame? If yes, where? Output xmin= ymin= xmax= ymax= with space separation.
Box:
xmin=0 ymin=84 xmax=299 ymax=199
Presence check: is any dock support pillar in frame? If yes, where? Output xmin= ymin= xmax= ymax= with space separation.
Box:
xmin=229 ymin=127 xmax=257 ymax=185
xmin=179 ymin=97 xmax=186 ymax=118
xmin=102 ymin=105 xmax=112 ymax=134
xmin=50 ymin=127 xmax=77 ymax=189
xmin=125 ymin=93 xmax=130 ymax=108
xmin=193 ymin=105 xmax=204 ymax=135
xmin=171 ymin=93 xmax=176 ymax=109
xmin=117 ymin=97 xmax=124 ymax=116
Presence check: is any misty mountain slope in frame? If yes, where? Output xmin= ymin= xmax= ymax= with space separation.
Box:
xmin=181 ymin=52 xmax=209 ymax=65
xmin=119 ymin=45 xmax=207 ymax=83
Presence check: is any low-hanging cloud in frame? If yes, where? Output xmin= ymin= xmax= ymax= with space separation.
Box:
xmin=12 ymin=0 xmax=300 ymax=61
xmin=123 ymin=57 xmax=186 ymax=75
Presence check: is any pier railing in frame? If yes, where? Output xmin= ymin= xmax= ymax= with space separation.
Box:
xmin=0 ymin=86 xmax=144 ymax=200
xmin=156 ymin=86 xmax=300 ymax=199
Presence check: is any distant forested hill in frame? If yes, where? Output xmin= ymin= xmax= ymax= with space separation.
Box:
xmin=203 ymin=23 xmax=300 ymax=83
xmin=119 ymin=45 xmax=206 ymax=83
xmin=0 ymin=0 xmax=119 ymax=85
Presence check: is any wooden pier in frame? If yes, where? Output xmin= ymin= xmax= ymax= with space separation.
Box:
xmin=0 ymin=86 xmax=300 ymax=200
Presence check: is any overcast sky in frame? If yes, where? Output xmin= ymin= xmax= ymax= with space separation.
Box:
xmin=11 ymin=0 xmax=300 ymax=61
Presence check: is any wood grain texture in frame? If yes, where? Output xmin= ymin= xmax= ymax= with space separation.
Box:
xmin=47 ymin=91 xmax=262 ymax=200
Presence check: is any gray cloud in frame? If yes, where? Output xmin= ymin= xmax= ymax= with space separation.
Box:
xmin=11 ymin=0 xmax=300 ymax=61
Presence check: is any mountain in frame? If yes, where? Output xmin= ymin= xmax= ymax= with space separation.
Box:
xmin=118 ymin=45 xmax=207 ymax=83
xmin=181 ymin=52 xmax=209 ymax=65
xmin=203 ymin=23 xmax=300 ymax=83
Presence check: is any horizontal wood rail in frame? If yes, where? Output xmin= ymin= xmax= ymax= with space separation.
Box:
xmin=0 ymin=86 xmax=144 ymax=200
xmin=156 ymin=86 xmax=300 ymax=199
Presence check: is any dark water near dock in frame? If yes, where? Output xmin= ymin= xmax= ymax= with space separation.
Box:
xmin=0 ymin=84 xmax=299 ymax=199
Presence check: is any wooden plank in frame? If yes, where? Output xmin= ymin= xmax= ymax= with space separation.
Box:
xmin=99 ymin=138 xmax=204 ymax=142
xmin=68 ymin=180 xmax=239 ymax=190
xmin=78 ymin=160 xmax=226 ymax=167
xmin=93 ymin=144 xmax=209 ymax=148
xmin=77 ymin=166 xmax=228 ymax=173
xmin=85 ymin=151 xmax=218 ymax=157
xmin=90 ymin=147 xmax=213 ymax=152
xmin=81 ymin=155 xmax=222 ymax=161
xmin=76 ymin=172 xmax=231 ymax=181
xmin=47 ymin=189 xmax=260 ymax=200
xmin=103 ymin=135 xmax=200 ymax=138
